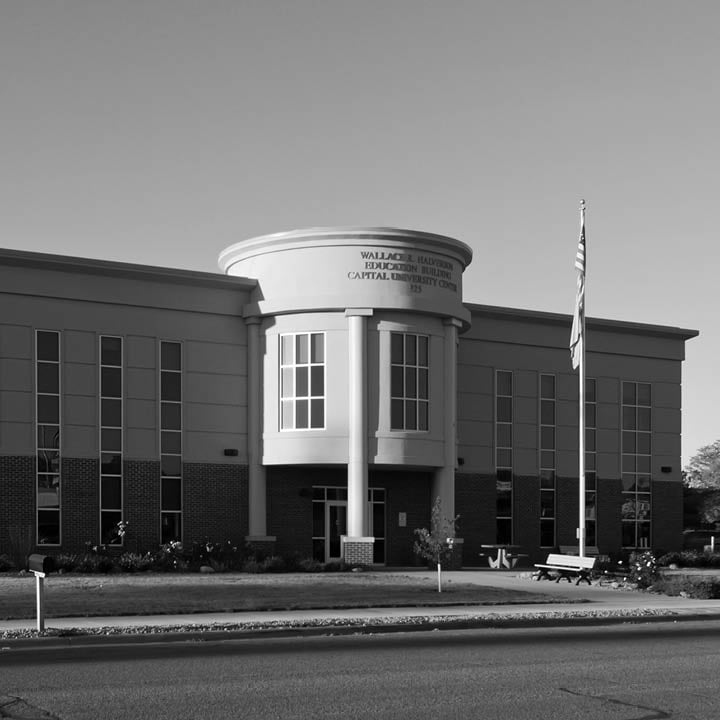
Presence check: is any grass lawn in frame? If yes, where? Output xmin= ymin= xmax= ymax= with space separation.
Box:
xmin=0 ymin=571 xmax=570 ymax=620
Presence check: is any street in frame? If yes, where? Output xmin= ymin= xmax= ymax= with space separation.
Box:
xmin=2 ymin=621 xmax=720 ymax=719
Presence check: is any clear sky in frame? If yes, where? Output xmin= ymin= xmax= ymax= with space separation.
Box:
xmin=1 ymin=1 xmax=716 ymax=464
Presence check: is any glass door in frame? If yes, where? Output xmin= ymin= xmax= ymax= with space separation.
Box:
xmin=325 ymin=501 xmax=347 ymax=562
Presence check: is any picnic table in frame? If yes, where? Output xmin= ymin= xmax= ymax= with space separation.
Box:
xmin=479 ymin=544 xmax=527 ymax=569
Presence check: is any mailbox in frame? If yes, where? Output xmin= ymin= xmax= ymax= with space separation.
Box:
xmin=27 ymin=554 xmax=55 ymax=575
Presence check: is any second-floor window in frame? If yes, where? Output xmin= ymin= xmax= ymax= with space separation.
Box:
xmin=390 ymin=333 xmax=429 ymax=431
xmin=280 ymin=333 xmax=325 ymax=430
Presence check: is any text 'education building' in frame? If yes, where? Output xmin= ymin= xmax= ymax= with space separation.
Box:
xmin=0 ymin=228 xmax=698 ymax=566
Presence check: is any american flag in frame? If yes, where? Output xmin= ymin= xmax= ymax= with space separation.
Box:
xmin=570 ymin=202 xmax=586 ymax=370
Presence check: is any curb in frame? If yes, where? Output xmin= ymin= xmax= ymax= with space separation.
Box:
xmin=1 ymin=608 xmax=709 ymax=650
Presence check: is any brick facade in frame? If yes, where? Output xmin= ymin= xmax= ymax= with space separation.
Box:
xmin=61 ymin=458 xmax=100 ymax=551
xmin=267 ymin=466 xmax=327 ymax=558
xmin=0 ymin=458 xmax=250 ymax=558
xmin=513 ymin=473 xmax=542 ymax=564
xmin=455 ymin=472 xmax=496 ymax=561
xmin=371 ymin=471 xmax=432 ymax=566
xmin=0 ymin=456 xmax=35 ymax=562
xmin=556 ymin=475 xmax=580 ymax=549
xmin=597 ymin=477 xmax=622 ymax=555
xmin=123 ymin=460 xmax=162 ymax=553
xmin=183 ymin=462 xmax=248 ymax=548
xmin=651 ymin=479 xmax=683 ymax=554
xmin=0 ymin=454 xmax=687 ymax=567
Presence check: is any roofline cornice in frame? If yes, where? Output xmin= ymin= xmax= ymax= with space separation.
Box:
xmin=218 ymin=226 xmax=473 ymax=273
xmin=466 ymin=302 xmax=699 ymax=341
xmin=0 ymin=247 xmax=257 ymax=291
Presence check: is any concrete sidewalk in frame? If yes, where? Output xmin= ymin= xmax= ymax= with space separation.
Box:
xmin=3 ymin=569 xmax=720 ymax=639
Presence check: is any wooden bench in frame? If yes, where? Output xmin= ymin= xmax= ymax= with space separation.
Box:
xmin=534 ymin=553 xmax=596 ymax=585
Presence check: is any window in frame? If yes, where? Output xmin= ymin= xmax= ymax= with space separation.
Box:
xmin=280 ymin=333 xmax=325 ymax=430
xmin=585 ymin=378 xmax=597 ymax=546
xmin=100 ymin=336 xmax=123 ymax=545
xmin=390 ymin=333 xmax=429 ymax=431
xmin=539 ymin=374 xmax=556 ymax=547
xmin=36 ymin=330 xmax=61 ymax=545
xmin=622 ymin=381 xmax=652 ymax=548
xmin=160 ymin=341 xmax=182 ymax=543
xmin=495 ymin=370 xmax=513 ymax=544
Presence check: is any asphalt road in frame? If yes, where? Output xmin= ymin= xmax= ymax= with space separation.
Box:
xmin=2 ymin=621 xmax=720 ymax=719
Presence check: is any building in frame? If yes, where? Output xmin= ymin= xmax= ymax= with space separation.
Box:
xmin=0 ymin=228 xmax=698 ymax=566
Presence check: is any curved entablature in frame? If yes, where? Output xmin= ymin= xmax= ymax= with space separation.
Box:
xmin=219 ymin=226 xmax=473 ymax=328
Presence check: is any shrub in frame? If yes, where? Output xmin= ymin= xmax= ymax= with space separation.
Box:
xmin=657 ymin=549 xmax=720 ymax=568
xmin=657 ymin=551 xmax=683 ymax=567
xmin=193 ymin=540 xmax=246 ymax=572
xmin=653 ymin=575 xmax=720 ymax=599
xmin=261 ymin=555 xmax=287 ymax=573
xmin=54 ymin=553 xmax=81 ymax=572
xmin=241 ymin=559 xmax=263 ymax=573
xmin=117 ymin=552 xmax=152 ymax=573
xmin=149 ymin=542 xmax=187 ymax=572
xmin=322 ymin=560 xmax=349 ymax=573
xmin=75 ymin=553 xmax=115 ymax=574
xmin=628 ymin=550 xmax=658 ymax=589
xmin=299 ymin=557 xmax=324 ymax=573
xmin=0 ymin=554 xmax=15 ymax=572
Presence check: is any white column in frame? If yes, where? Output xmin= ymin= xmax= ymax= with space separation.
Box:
xmin=431 ymin=319 xmax=462 ymax=525
xmin=246 ymin=317 xmax=272 ymax=541
xmin=346 ymin=310 xmax=372 ymax=538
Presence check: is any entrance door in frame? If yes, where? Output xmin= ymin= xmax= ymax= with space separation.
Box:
xmin=325 ymin=501 xmax=347 ymax=562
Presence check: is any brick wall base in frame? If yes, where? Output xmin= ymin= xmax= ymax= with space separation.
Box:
xmin=342 ymin=537 xmax=375 ymax=566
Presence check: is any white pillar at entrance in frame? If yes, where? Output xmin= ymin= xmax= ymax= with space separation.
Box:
xmin=432 ymin=318 xmax=462 ymax=525
xmin=246 ymin=317 xmax=273 ymax=542
xmin=346 ymin=310 xmax=372 ymax=538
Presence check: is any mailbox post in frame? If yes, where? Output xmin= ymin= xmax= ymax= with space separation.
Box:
xmin=27 ymin=554 xmax=55 ymax=632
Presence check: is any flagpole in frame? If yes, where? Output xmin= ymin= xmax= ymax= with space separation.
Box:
xmin=578 ymin=200 xmax=586 ymax=558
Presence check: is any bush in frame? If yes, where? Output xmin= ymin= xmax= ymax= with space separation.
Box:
xmin=657 ymin=549 xmax=720 ymax=568
xmin=657 ymin=551 xmax=683 ymax=567
xmin=75 ymin=553 xmax=115 ymax=574
xmin=192 ymin=540 xmax=246 ymax=572
xmin=322 ymin=561 xmax=349 ymax=573
xmin=54 ymin=553 xmax=81 ymax=572
xmin=261 ymin=555 xmax=287 ymax=573
xmin=149 ymin=542 xmax=188 ymax=572
xmin=299 ymin=557 xmax=324 ymax=573
xmin=628 ymin=550 xmax=658 ymax=589
xmin=241 ymin=559 xmax=263 ymax=573
xmin=117 ymin=552 xmax=152 ymax=573
xmin=653 ymin=575 xmax=720 ymax=599
xmin=0 ymin=554 xmax=15 ymax=572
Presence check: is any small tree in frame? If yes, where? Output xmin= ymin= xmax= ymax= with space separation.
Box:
xmin=413 ymin=496 xmax=460 ymax=592
xmin=684 ymin=441 xmax=720 ymax=527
